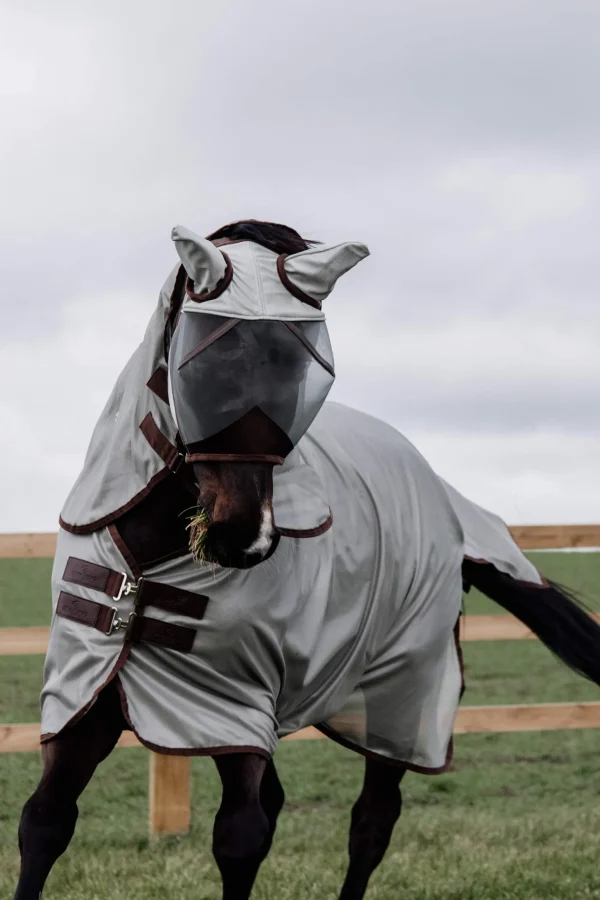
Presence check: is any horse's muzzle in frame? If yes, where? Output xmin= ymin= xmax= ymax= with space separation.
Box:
xmin=203 ymin=523 xmax=281 ymax=569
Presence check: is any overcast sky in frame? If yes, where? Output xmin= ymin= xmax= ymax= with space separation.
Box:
xmin=1 ymin=0 xmax=599 ymax=530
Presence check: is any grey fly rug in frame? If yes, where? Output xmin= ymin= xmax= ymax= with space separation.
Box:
xmin=41 ymin=232 xmax=542 ymax=773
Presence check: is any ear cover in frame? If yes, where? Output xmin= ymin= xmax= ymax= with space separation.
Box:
xmin=282 ymin=241 xmax=370 ymax=304
xmin=172 ymin=225 xmax=228 ymax=295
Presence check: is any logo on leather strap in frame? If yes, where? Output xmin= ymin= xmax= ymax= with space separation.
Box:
xmin=63 ymin=557 xmax=110 ymax=592
xmin=76 ymin=565 xmax=100 ymax=584
xmin=57 ymin=592 xmax=100 ymax=627
xmin=68 ymin=600 xmax=91 ymax=621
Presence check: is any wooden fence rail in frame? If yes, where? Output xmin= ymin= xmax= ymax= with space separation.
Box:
xmin=2 ymin=525 xmax=599 ymax=558
xmin=6 ymin=704 xmax=600 ymax=754
xmin=1 ymin=526 xmax=598 ymax=836
xmin=6 ymin=613 xmax=600 ymax=657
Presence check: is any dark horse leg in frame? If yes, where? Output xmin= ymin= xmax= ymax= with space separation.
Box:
xmin=338 ymin=758 xmax=406 ymax=900
xmin=14 ymin=683 xmax=125 ymax=900
xmin=212 ymin=754 xmax=285 ymax=900
xmin=258 ymin=758 xmax=285 ymax=851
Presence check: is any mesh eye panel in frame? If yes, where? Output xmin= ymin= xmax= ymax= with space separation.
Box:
xmin=169 ymin=314 xmax=335 ymax=449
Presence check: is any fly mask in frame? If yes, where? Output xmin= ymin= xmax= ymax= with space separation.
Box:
xmin=167 ymin=225 xmax=369 ymax=567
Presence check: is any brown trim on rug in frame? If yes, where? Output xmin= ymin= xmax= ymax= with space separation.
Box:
xmin=164 ymin=264 xmax=188 ymax=361
xmin=139 ymin=412 xmax=180 ymax=470
xmin=40 ymin=641 xmax=132 ymax=744
xmin=277 ymin=510 xmax=334 ymax=539
xmin=59 ymin=466 xmax=172 ymax=535
xmin=454 ymin=615 xmax=466 ymax=700
xmin=276 ymin=254 xmax=322 ymax=310
xmin=58 ymin=416 xmax=182 ymax=535
xmin=465 ymin=516 xmax=551 ymax=588
xmin=185 ymin=252 xmax=233 ymax=302
xmin=146 ymin=366 xmax=170 ymax=405
xmin=463 ymin=554 xmax=549 ymax=587
xmin=114 ymin=678 xmax=272 ymax=759
xmin=315 ymin=722 xmax=454 ymax=775
xmin=283 ymin=322 xmax=335 ymax=377
xmin=185 ymin=452 xmax=284 ymax=465
xmin=176 ymin=317 xmax=241 ymax=369
xmin=315 ymin=612 xmax=464 ymax=775
xmin=108 ymin=523 xmax=144 ymax=581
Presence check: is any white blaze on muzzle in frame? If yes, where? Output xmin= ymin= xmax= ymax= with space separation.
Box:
xmin=167 ymin=226 xmax=370 ymax=458
xmin=244 ymin=502 xmax=274 ymax=557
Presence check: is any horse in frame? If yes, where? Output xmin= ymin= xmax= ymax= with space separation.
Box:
xmin=14 ymin=220 xmax=600 ymax=900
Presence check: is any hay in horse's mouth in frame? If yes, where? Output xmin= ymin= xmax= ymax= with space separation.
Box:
xmin=185 ymin=509 xmax=210 ymax=563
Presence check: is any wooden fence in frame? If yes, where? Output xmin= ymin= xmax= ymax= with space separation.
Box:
xmin=2 ymin=525 xmax=600 ymax=558
xmin=1 ymin=527 xmax=599 ymax=837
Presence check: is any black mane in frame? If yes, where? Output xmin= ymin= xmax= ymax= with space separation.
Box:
xmin=206 ymin=219 xmax=317 ymax=256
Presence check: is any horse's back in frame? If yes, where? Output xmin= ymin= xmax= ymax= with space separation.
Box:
xmin=304 ymin=401 xmax=464 ymax=557
xmin=308 ymin=402 xmax=541 ymax=587
xmin=298 ymin=400 xmax=465 ymax=654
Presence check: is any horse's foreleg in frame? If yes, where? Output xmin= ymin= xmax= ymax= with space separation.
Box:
xmin=14 ymin=683 xmax=125 ymax=900
xmin=259 ymin=758 xmax=285 ymax=852
xmin=212 ymin=752 xmax=276 ymax=900
xmin=338 ymin=758 xmax=405 ymax=900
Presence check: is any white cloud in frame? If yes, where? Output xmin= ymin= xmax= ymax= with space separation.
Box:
xmin=408 ymin=430 xmax=600 ymax=525
xmin=1 ymin=0 xmax=599 ymax=530
xmin=440 ymin=160 xmax=587 ymax=230
xmin=0 ymin=289 xmax=152 ymax=531
xmin=1 ymin=281 xmax=597 ymax=530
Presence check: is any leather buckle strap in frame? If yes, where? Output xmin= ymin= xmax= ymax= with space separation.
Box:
xmin=185 ymin=452 xmax=285 ymax=465
xmin=56 ymin=591 xmax=115 ymax=632
xmin=127 ymin=613 xmax=195 ymax=653
xmin=135 ymin=578 xmax=209 ymax=620
xmin=62 ymin=557 xmax=209 ymax=621
xmin=62 ymin=557 xmax=126 ymax=600
xmin=56 ymin=592 xmax=196 ymax=653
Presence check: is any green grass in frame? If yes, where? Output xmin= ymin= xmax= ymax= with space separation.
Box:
xmin=0 ymin=558 xmax=53 ymax=627
xmin=1 ymin=553 xmax=600 ymax=899
xmin=463 ymin=550 xmax=600 ymax=615
xmin=2 ymin=552 xmax=598 ymax=626
xmin=4 ymin=735 xmax=600 ymax=898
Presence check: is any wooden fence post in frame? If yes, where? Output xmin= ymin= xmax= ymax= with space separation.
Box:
xmin=149 ymin=753 xmax=191 ymax=837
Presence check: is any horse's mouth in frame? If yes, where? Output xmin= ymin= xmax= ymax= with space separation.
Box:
xmin=201 ymin=529 xmax=281 ymax=570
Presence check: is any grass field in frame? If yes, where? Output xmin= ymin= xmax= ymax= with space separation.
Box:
xmin=2 ymin=552 xmax=600 ymax=899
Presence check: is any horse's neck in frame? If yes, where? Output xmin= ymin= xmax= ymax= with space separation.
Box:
xmin=113 ymin=446 xmax=308 ymax=569
xmin=113 ymin=469 xmax=194 ymax=569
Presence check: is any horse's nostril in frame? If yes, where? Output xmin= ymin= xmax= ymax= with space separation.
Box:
xmin=204 ymin=521 xmax=277 ymax=569
xmin=204 ymin=522 xmax=250 ymax=568
xmin=205 ymin=524 xmax=232 ymax=560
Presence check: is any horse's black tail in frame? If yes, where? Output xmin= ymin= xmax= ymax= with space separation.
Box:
xmin=462 ymin=558 xmax=600 ymax=685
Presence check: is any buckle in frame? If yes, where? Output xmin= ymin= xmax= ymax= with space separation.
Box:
xmin=106 ymin=609 xmax=137 ymax=636
xmin=113 ymin=573 xmax=139 ymax=602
